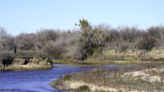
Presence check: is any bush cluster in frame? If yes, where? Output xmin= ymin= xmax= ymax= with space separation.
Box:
xmin=0 ymin=20 xmax=164 ymax=61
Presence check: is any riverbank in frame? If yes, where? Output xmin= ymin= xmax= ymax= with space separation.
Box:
xmin=0 ymin=57 xmax=53 ymax=71
xmin=53 ymin=59 xmax=164 ymax=67
xmin=51 ymin=64 xmax=164 ymax=92
xmin=53 ymin=49 xmax=164 ymax=66
xmin=0 ymin=64 xmax=52 ymax=71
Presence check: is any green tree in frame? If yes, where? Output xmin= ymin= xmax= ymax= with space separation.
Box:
xmin=77 ymin=19 xmax=105 ymax=60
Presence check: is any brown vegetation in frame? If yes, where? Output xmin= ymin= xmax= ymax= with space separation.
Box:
xmin=51 ymin=64 xmax=164 ymax=92
xmin=0 ymin=57 xmax=52 ymax=71
xmin=1 ymin=19 xmax=164 ymax=66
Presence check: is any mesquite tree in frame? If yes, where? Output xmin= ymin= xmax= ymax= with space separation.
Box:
xmin=77 ymin=19 xmax=105 ymax=60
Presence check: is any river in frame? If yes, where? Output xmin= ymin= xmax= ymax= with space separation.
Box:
xmin=0 ymin=64 xmax=119 ymax=92
xmin=0 ymin=64 xmax=95 ymax=92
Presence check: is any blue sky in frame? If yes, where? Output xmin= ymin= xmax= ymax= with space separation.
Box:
xmin=0 ymin=0 xmax=164 ymax=35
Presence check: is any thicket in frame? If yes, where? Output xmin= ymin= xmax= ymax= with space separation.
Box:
xmin=0 ymin=19 xmax=164 ymax=62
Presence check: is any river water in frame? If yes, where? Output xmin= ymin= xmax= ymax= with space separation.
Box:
xmin=1 ymin=63 xmax=161 ymax=92
xmin=0 ymin=64 xmax=95 ymax=92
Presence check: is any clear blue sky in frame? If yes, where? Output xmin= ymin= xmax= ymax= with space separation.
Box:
xmin=0 ymin=0 xmax=164 ymax=35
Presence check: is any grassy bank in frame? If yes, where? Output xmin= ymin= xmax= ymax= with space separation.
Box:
xmin=53 ymin=49 xmax=164 ymax=66
xmin=51 ymin=64 xmax=164 ymax=92
xmin=0 ymin=64 xmax=52 ymax=71
xmin=52 ymin=59 xmax=108 ymax=66
xmin=0 ymin=57 xmax=53 ymax=71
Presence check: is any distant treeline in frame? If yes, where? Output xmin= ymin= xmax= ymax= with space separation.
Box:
xmin=0 ymin=19 xmax=164 ymax=61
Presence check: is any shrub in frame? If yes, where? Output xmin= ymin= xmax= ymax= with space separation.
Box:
xmin=137 ymin=34 xmax=157 ymax=51
xmin=43 ymin=41 xmax=66 ymax=58
xmin=77 ymin=19 xmax=105 ymax=60
xmin=0 ymin=51 xmax=15 ymax=64
xmin=15 ymin=33 xmax=36 ymax=50
xmin=75 ymin=85 xmax=90 ymax=92
xmin=63 ymin=75 xmax=71 ymax=81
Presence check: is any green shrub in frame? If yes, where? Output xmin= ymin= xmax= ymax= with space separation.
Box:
xmin=63 ymin=75 xmax=71 ymax=81
xmin=75 ymin=85 xmax=90 ymax=92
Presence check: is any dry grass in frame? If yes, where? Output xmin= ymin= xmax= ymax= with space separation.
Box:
xmin=0 ymin=64 xmax=52 ymax=71
xmin=51 ymin=64 xmax=164 ymax=92
xmin=53 ymin=50 xmax=164 ymax=66
xmin=102 ymin=49 xmax=164 ymax=62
